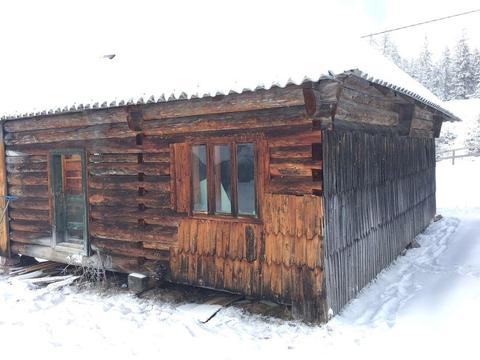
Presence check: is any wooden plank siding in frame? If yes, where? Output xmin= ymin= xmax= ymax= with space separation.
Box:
xmin=3 ymin=87 xmax=322 ymax=282
xmin=322 ymin=130 xmax=436 ymax=316
xmin=2 ymin=77 xmax=447 ymax=323
xmin=169 ymin=123 xmax=326 ymax=321
xmin=170 ymin=193 xmax=326 ymax=320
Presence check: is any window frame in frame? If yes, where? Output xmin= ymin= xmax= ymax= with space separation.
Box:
xmin=188 ymin=136 xmax=260 ymax=221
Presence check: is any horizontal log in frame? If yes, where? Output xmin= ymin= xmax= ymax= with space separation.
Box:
xmin=5 ymin=122 xmax=136 ymax=146
xmin=89 ymin=152 xmax=172 ymax=164
xmin=4 ymin=108 xmax=129 ymax=133
xmin=90 ymin=221 xmax=177 ymax=243
xmin=6 ymin=138 xmax=169 ymax=156
xmin=411 ymin=117 xmax=434 ymax=131
xmin=270 ymin=145 xmax=312 ymax=159
xmin=89 ymin=162 xmax=170 ymax=176
xmin=142 ymin=241 xmax=172 ymax=251
xmin=9 ymin=220 xmax=51 ymax=233
xmin=141 ymin=85 xmax=306 ymax=121
xmin=7 ymin=172 xmax=48 ymax=186
xmin=89 ymin=154 xmax=138 ymax=163
xmin=10 ymin=232 xmax=52 ymax=245
xmin=413 ymin=106 xmax=434 ymax=122
xmin=89 ymin=189 xmax=171 ymax=208
xmin=340 ymin=86 xmax=400 ymax=113
xmin=89 ymin=207 xmax=180 ymax=227
xmin=267 ymin=130 xmax=321 ymax=147
xmin=6 ymin=155 xmax=47 ymax=164
xmin=9 ymin=197 xmax=50 ymax=211
xmin=143 ymin=152 xmax=170 ymax=163
xmin=270 ymin=159 xmax=322 ymax=177
xmin=7 ymin=162 xmax=47 ymax=173
xmin=8 ymin=185 xmax=49 ymax=198
xmin=10 ymin=242 xmax=149 ymax=275
xmin=9 ymin=208 xmax=50 ymax=222
xmin=92 ymin=238 xmax=170 ymax=260
xmin=269 ymin=176 xmax=322 ymax=195
xmin=143 ymin=106 xmax=310 ymax=136
xmin=89 ymin=175 xmax=170 ymax=192
xmin=335 ymin=97 xmax=399 ymax=126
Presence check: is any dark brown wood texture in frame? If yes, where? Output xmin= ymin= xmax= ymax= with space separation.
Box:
xmin=0 ymin=125 xmax=9 ymax=256
xmin=4 ymin=86 xmax=313 ymax=277
xmin=3 ymin=79 xmax=444 ymax=322
xmin=170 ymin=193 xmax=326 ymax=321
xmin=267 ymin=130 xmax=322 ymax=195
xmin=322 ymin=130 xmax=436 ymax=316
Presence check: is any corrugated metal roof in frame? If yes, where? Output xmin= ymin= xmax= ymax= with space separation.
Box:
xmin=0 ymin=40 xmax=460 ymax=122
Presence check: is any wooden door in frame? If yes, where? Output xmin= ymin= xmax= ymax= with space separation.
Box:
xmin=50 ymin=150 xmax=88 ymax=254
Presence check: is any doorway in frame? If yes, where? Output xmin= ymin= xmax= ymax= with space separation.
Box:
xmin=49 ymin=150 xmax=88 ymax=255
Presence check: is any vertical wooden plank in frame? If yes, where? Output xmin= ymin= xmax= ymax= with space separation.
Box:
xmin=0 ymin=124 xmax=9 ymax=256
xmin=169 ymin=144 xmax=177 ymax=210
xmin=173 ymin=143 xmax=190 ymax=213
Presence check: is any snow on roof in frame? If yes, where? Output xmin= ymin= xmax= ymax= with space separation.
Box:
xmin=0 ymin=39 xmax=457 ymax=121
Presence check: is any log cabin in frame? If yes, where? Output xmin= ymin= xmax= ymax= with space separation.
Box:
xmin=0 ymin=48 xmax=459 ymax=323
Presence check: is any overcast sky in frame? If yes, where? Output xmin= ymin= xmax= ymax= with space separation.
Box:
xmin=360 ymin=0 xmax=480 ymax=59
xmin=1 ymin=0 xmax=479 ymax=114
xmin=2 ymin=0 xmax=479 ymax=61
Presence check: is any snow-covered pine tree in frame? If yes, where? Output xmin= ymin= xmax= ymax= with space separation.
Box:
xmin=471 ymin=49 xmax=480 ymax=98
xmin=465 ymin=114 xmax=480 ymax=153
xmin=416 ymin=37 xmax=435 ymax=91
xmin=452 ymin=31 xmax=474 ymax=99
xmin=435 ymin=47 xmax=454 ymax=101
xmin=370 ymin=34 xmax=411 ymax=72
xmin=381 ymin=34 xmax=402 ymax=65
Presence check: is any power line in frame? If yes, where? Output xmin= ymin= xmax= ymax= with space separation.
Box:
xmin=361 ymin=9 xmax=480 ymax=38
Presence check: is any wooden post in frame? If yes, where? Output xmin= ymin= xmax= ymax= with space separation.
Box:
xmin=0 ymin=123 xmax=9 ymax=257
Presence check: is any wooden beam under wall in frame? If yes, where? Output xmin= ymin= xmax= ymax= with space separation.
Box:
xmin=0 ymin=123 xmax=9 ymax=257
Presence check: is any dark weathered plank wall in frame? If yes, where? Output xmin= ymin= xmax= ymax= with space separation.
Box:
xmin=322 ymin=130 xmax=436 ymax=315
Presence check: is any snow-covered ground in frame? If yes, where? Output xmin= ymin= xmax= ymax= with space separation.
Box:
xmin=1 ymin=157 xmax=479 ymax=360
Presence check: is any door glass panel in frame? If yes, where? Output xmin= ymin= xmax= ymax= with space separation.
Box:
xmin=191 ymin=145 xmax=208 ymax=212
xmin=214 ymin=145 xmax=232 ymax=214
xmin=63 ymin=154 xmax=84 ymax=243
xmin=237 ymin=143 xmax=256 ymax=216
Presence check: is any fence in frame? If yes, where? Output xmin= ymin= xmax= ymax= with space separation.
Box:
xmin=436 ymin=147 xmax=480 ymax=164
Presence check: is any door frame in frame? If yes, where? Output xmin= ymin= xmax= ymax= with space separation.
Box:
xmin=48 ymin=148 xmax=89 ymax=256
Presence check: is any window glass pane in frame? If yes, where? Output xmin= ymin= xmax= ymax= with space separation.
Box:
xmin=237 ymin=143 xmax=256 ymax=215
xmin=214 ymin=145 xmax=232 ymax=214
xmin=191 ymin=145 xmax=208 ymax=212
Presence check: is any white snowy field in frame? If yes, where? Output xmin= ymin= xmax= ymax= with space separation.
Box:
xmin=1 ymin=157 xmax=479 ymax=360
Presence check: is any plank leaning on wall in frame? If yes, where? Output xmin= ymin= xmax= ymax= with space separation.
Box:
xmin=0 ymin=123 xmax=10 ymax=256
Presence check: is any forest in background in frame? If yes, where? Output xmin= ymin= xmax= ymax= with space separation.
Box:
xmin=369 ymin=31 xmax=480 ymax=154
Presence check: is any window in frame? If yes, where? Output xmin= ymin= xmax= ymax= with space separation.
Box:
xmin=190 ymin=141 xmax=257 ymax=217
